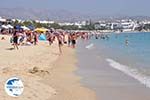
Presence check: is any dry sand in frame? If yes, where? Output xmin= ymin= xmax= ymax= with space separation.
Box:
xmin=0 ymin=35 xmax=96 ymax=100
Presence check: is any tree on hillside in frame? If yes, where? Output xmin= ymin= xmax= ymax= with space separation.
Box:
xmin=13 ymin=20 xmax=22 ymax=26
xmin=22 ymin=20 xmax=33 ymax=26
xmin=50 ymin=23 xmax=61 ymax=29
xmin=61 ymin=25 xmax=79 ymax=30
xmin=143 ymin=24 xmax=150 ymax=31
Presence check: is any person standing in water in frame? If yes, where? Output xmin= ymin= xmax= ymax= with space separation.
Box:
xmin=125 ymin=39 xmax=129 ymax=46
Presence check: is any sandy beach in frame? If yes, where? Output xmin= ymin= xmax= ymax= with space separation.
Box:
xmin=0 ymin=35 xmax=96 ymax=100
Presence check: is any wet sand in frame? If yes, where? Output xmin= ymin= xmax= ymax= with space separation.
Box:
xmin=46 ymin=46 xmax=96 ymax=100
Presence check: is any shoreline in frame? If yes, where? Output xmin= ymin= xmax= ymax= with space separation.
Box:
xmin=47 ymin=46 xmax=96 ymax=100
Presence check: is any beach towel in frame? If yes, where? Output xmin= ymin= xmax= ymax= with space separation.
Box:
xmin=39 ymin=34 xmax=47 ymax=41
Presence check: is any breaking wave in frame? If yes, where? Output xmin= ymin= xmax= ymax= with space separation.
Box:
xmin=85 ymin=43 xmax=94 ymax=49
xmin=106 ymin=58 xmax=150 ymax=88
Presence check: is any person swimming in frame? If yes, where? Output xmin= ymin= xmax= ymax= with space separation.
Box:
xmin=95 ymin=34 xmax=98 ymax=39
xmin=125 ymin=39 xmax=129 ymax=46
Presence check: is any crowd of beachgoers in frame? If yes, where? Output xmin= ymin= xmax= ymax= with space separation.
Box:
xmin=0 ymin=26 xmax=113 ymax=54
xmin=0 ymin=27 xmax=83 ymax=53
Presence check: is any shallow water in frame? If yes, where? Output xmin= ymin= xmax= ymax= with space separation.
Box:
xmin=76 ymin=32 xmax=150 ymax=100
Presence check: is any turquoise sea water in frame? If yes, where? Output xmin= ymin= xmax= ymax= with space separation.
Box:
xmin=78 ymin=32 xmax=150 ymax=88
xmin=76 ymin=32 xmax=150 ymax=100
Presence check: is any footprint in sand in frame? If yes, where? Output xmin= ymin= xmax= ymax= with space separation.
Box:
xmin=2 ymin=67 xmax=12 ymax=74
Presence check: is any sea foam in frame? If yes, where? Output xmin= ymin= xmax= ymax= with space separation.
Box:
xmin=86 ymin=43 xmax=94 ymax=49
xmin=106 ymin=58 xmax=150 ymax=88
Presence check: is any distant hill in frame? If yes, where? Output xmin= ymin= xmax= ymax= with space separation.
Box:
xmin=0 ymin=8 xmax=150 ymax=22
xmin=0 ymin=8 xmax=94 ymax=22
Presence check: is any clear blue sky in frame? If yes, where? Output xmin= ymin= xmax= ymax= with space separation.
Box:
xmin=1 ymin=0 xmax=150 ymax=16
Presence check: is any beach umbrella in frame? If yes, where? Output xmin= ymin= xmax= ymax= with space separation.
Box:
xmin=6 ymin=24 xmax=13 ymax=29
xmin=1 ymin=25 xmax=8 ymax=29
xmin=21 ymin=26 xmax=30 ymax=30
xmin=34 ymin=28 xmax=49 ymax=33
xmin=0 ymin=18 xmax=6 ymax=22
xmin=15 ymin=25 xmax=22 ymax=30
xmin=53 ymin=32 xmax=59 ymax=36
xmin=28 ymin=25 xmax=35 ymax=30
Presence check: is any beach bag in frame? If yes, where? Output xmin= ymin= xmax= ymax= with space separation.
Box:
xmin=10 ymin=37 xmax=13 ymax=43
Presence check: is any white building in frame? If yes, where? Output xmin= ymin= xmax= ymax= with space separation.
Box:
xmin=35 ymin=20 xmax=55 ymax=24
xmin=0 ymin=17 xmax=6 ymax=22
xmin=58 ymin=22 xmax=74 ymax=26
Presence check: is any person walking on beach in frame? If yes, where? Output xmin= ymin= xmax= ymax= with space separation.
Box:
xmin=33 ymin=32 xmax=38 ymax=45
xmin=71 ymin=33 xmax=77 ymax=48
xmin=12 ymin=29 xmax=19 ymax=50
xmin=48 ymin=34 xmax=53 ymax=45
xmin=68 ymin=33 xmax=71 ymax=47
xmin=55 ymin=33 xmax=63 ymax=54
